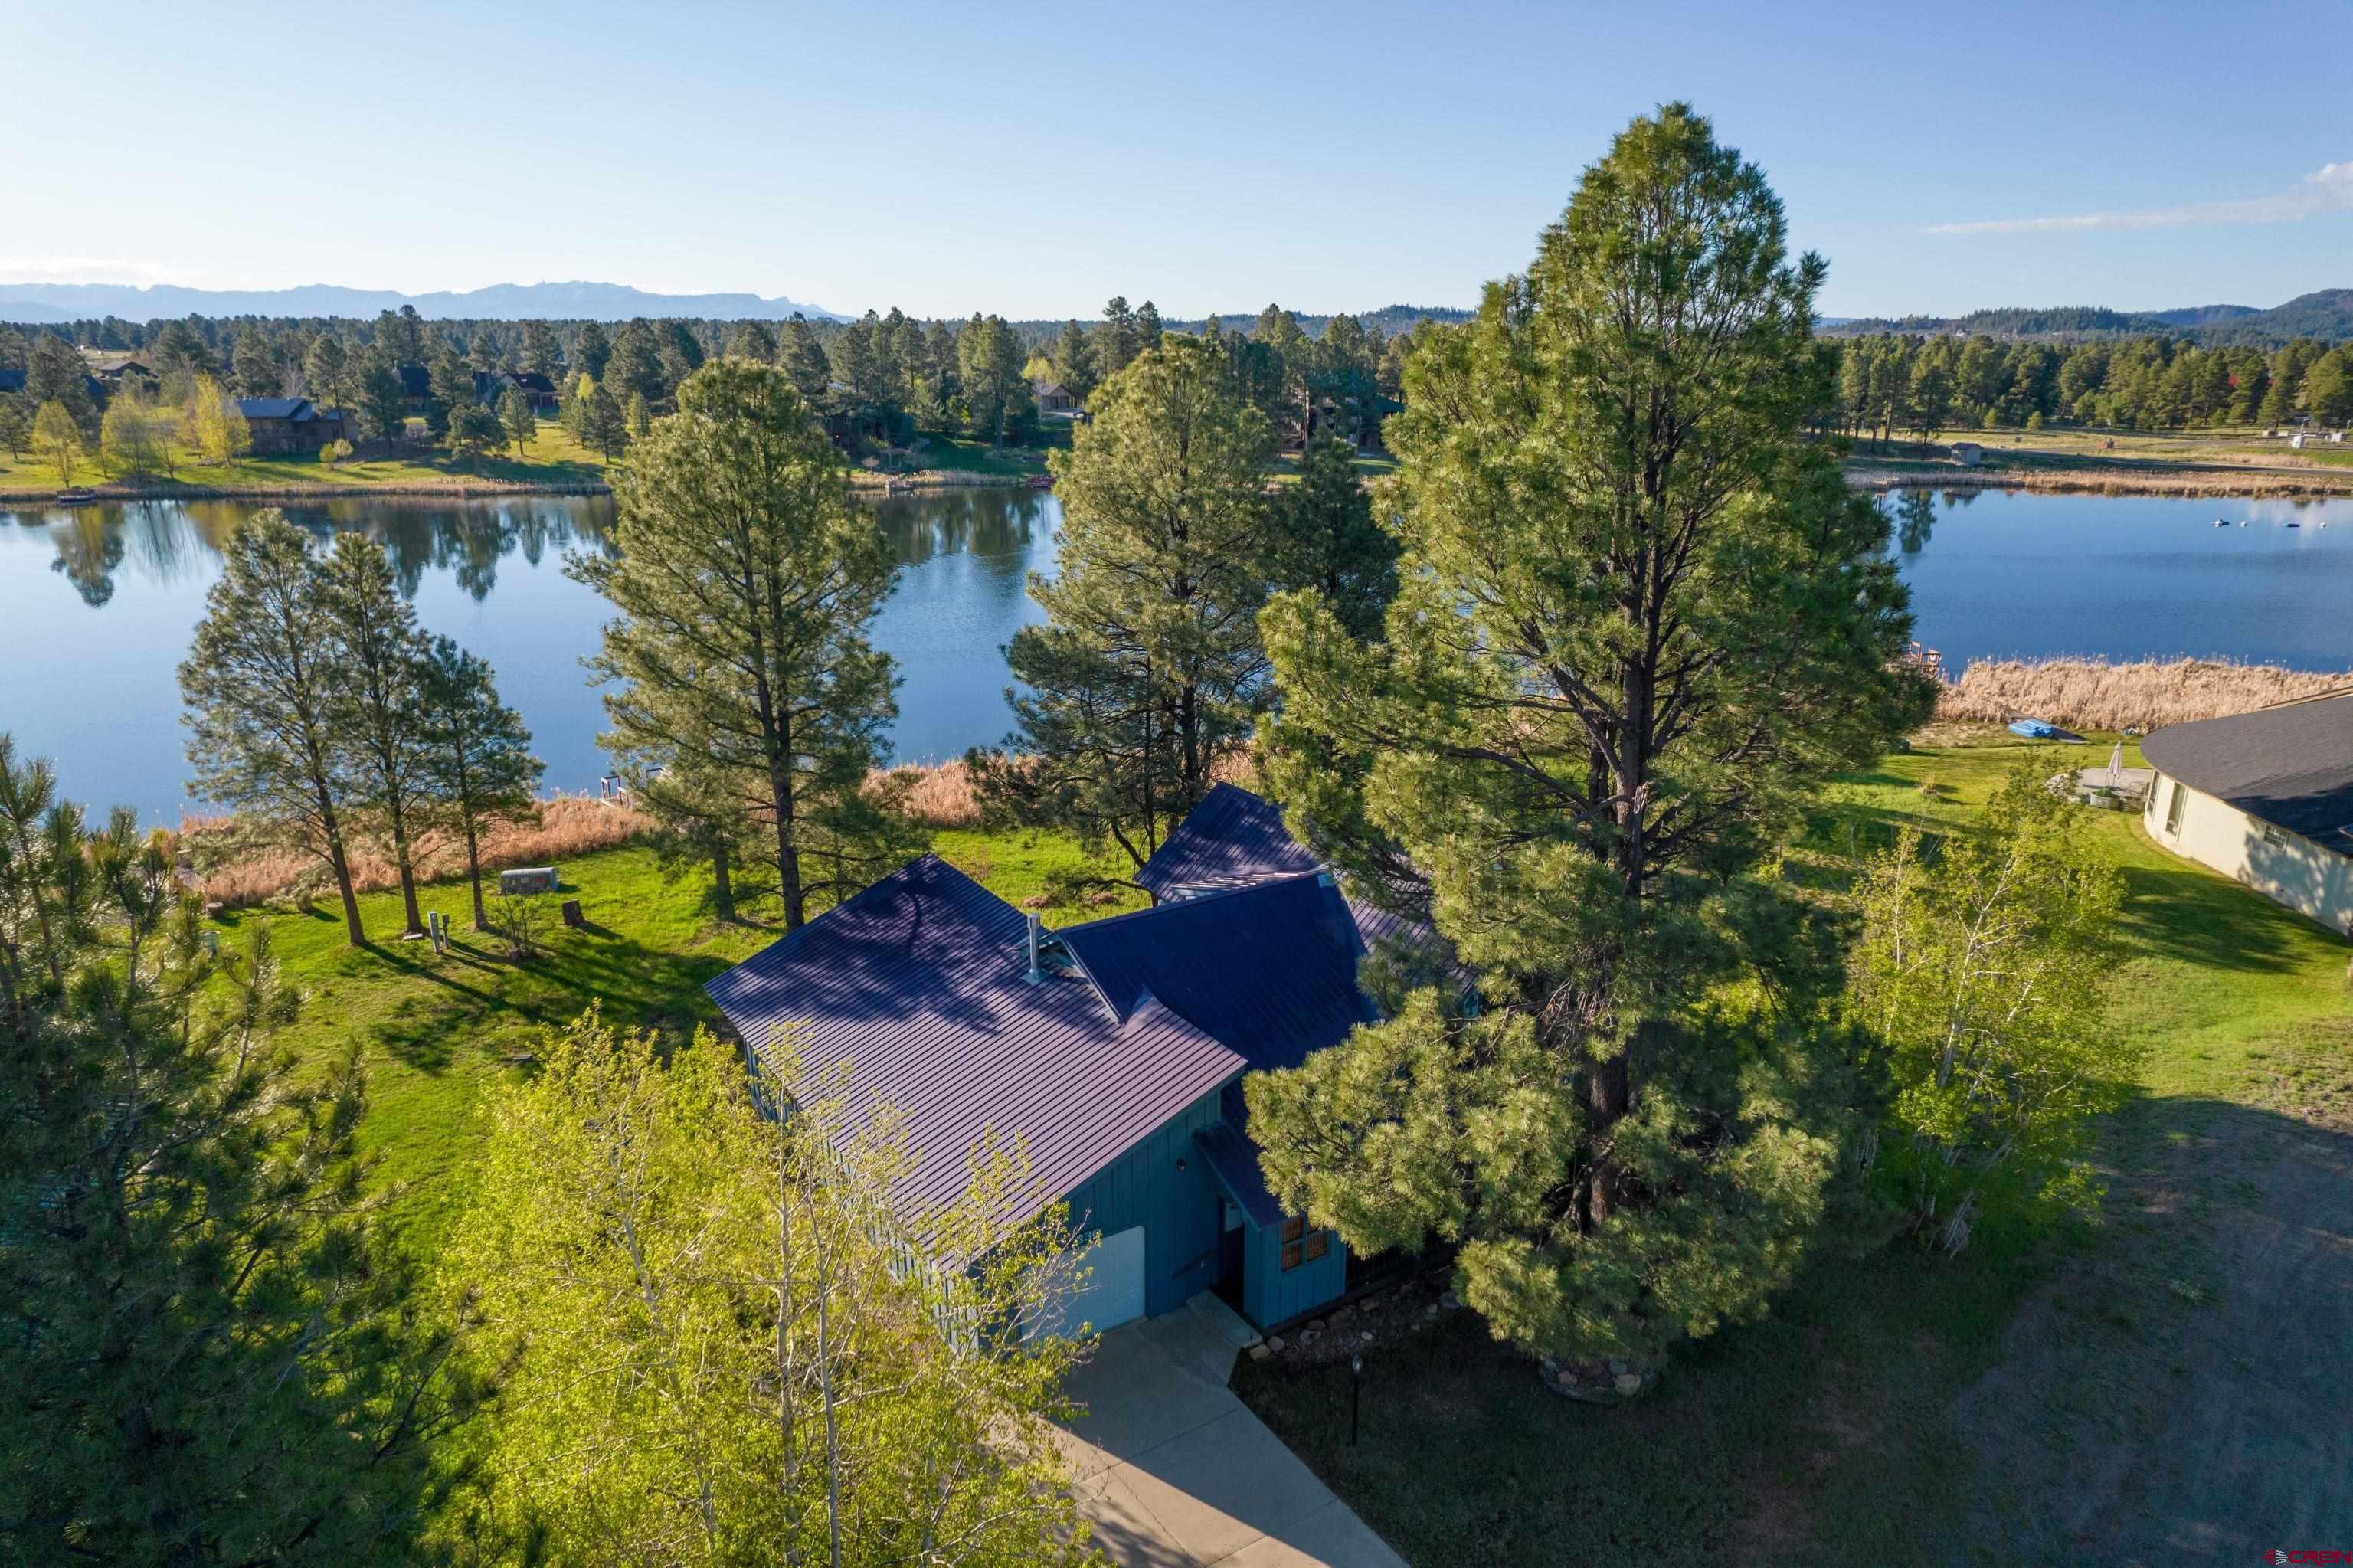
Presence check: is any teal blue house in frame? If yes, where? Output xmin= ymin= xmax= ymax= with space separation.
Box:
xmin=705 ymin=786 xmax=1392 ymax=1335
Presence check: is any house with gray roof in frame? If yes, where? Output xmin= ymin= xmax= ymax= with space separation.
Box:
xmin=2141 ymin=691 xmax=2353 ymax=935
xmin=704 ymin=784 xmax=1398 ymax=1336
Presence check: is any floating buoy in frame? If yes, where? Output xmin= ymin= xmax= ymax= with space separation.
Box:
xmin=2213 ymin=518 xmax=2227 ymax=526
xmin=2239 ymin=520 xmax=2250 ymax=527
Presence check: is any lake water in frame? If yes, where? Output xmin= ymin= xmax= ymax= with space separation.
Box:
xmin=2 ymin=486 xmax=2350 ymax=824
xmin=0 ymin=489 xmax=1055 ymax=823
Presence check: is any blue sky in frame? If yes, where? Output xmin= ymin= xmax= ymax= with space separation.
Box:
xmin=3 ymin=0 xmax=2347 ymax=320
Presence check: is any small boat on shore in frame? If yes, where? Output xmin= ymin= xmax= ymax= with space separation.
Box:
xmin=54 ymin=489 xmax=99 ymax=505
xmin=2008 ymin=717 xmax=2086 ymax=742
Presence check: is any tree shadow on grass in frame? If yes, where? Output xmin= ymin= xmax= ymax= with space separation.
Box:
xmin=1235 ymin=1084 xmax=2353 ymax=1567
xmin=2109 ymin=856 xmax=2328 ymax=975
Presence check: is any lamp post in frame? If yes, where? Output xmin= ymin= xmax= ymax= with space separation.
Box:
xmin=1348 ymin=1354 xmax=1363 ymax=1446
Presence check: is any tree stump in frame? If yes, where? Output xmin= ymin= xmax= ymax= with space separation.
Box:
xmin=561 ymin=899 xmax=584 ymax=928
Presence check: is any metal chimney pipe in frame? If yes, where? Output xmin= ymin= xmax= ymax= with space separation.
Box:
xmin=1025 ymin=912 xmax=1044 ymax=984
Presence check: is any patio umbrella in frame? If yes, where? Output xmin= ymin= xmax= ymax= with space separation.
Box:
xmin=2107 ymin=741 xmax=2124 ymax=787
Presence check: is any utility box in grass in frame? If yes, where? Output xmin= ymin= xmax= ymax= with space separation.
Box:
xmin=500 ymin=866 xmax=558 ymax=895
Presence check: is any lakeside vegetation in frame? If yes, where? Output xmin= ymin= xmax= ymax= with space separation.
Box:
xmin=1937 ymin=654 xmax=2353 ymax=731
xmin=6 ymin=100 xmax=2350 ymax=1568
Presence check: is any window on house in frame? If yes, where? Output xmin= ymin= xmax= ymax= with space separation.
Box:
xmin=2261 ymin=823 xmax=2286 ymax=847
xmin=1280 ymin=1217 xmax=1306 ymax=1272
xmin=1304 ymin=1232 xmax=1329 ymax=1262
xmin=2164 ymin=781 xmax=2186 ymax=835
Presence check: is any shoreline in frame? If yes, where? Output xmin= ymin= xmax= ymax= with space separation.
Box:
xmin=1845 ymin=461 xmax=2353 ymax=500
xmin=0 ymin=468 xmax=1038 ymax=508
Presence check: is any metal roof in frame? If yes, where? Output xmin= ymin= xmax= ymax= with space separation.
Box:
xmin=1140 ymin=782 xmax=1438 ymax=957
xmin=235 ymin=397 xmax=309 ymax=419
xmin=1136 ymin=784 xmax=1319 ymax=897
xmin=1054 ymin=872 xmax=1375 ymax=1075
xmin=704 ymin=856 xmax=1245 ymax=1232
xmin=2143 ymin=692 xmax=2353 ymax=852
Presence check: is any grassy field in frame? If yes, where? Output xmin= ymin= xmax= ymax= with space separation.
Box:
xmin=227 ymin=825 xmax=1147 ymax=1255
xmin=1845 ymin=423 xmax=2353 ymax=496
xmin=1234 ymin=732 xmax=2353 ymax=1564
xmin=0 ymin=422 xmax=621 ymax=498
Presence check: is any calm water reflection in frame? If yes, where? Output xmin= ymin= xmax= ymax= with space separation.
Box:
xmin=1 ymin=489 xmax=1056 ymax=823
xmin=7 ymin=486 xmax=2351 ymax=825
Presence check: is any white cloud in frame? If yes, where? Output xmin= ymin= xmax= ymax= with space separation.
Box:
xmin=1929 ymin=159 xmax=2353 ymax=235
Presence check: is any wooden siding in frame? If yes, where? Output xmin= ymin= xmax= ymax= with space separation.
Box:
xmin=1059 ymin=1088 xmax=1229 ymax=1318
xmin=1242 ymin=1212 xmax=1347 ymax=1327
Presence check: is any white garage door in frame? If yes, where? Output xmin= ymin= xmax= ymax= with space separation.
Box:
xmin=1028 ymin=1225 xmax=1147 ymax=1340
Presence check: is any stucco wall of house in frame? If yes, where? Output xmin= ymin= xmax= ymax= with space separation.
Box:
xmin=2145 ymin=770 xmax=2353 ymax=936
xmin=1059 ymin=1088 xmax=1229 ymax=1319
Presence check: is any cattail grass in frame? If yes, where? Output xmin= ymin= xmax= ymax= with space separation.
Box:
xmin=182 ymin=792 xmax=654 ymax=908
xmin=1935 ymin=656 xmax=2353 ymax=732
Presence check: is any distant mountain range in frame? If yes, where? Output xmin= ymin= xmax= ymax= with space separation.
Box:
xmin=1823 ymin=290 xmax=2352 ymax=344
xmin=0 ymin=280 xmax=844 ymax=323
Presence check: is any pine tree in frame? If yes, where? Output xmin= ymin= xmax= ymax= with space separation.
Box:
xmin=969 ymin=336 xmax=1272 ymax=867
xmin=1053 ymin=318 xmax=1096 ymax=401
xmin=319 ymin=534 xmax=434 ymax=936
xmin=231 ymin=326 xmax=278 ymax=398
xmin=418 ymin=636 xmax=543 ymax=931
xmin=571 ymin=360 xmax=912 ymax=928
xmin=26 ymin=333 xmax=93 ymax=428
xmin=427 ymin=345 xmax=472 ymax=437
xmin=519 ymin=318 xmax=563 ymax=376
xmin=179 ymin=511 xmax=368 ymax=943
xmin=1248 ymin=105 xmax=1932 ymax=1365
xmin=303 ymin=332 xmax=351 ymax=412
xmin=0 ymin=743 xmax=478 ymax=1564
xmin=497 ymin=380 xmax=535 ymax=458
xmin=574 ymin=319 xmax=613 ymax=381
xmin=356 ymin=355 xmax=409 ymax=444
xmin=1268 ymin=434 xmax=1397 ymax=639
xmin=777 ymin=313 xmax=832 ymax=401
xmin=580 ymin=379 xmax=629 ymax=460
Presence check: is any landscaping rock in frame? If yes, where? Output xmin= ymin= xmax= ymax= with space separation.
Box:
xmin=1248 ymin=1344 xmax=1271 ymax=1362
xmin=1615 ymin=1373 xmax=1641 ymax=1395
xmin=1306 ymin=1319 xmax=1327 ymax=1334
xmin=1265 ymin=1336 xmax=1285 ymax=1354
xmin=1299 ymin=1330 xmax=1318 ymax=1347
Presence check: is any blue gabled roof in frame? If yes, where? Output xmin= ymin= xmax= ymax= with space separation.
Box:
xmin=705 ymin=856 xmax=1245 ymax=1233
xmin=1136 ymin=783 xmax=1318 ymax=898
xmin=1140 ymin=782 xmax=1439 ymax=961
xmin=235 ymin=397 xmax=309 ymax=419
xmin=1053 ymin=872 xmax=1376 ymax=1075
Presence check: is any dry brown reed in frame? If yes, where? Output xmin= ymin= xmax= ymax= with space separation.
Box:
xmin=182 ymin=793 xmax=654 ymax=908
xmin=1935 ymin=656 xmax=2353 ymax=733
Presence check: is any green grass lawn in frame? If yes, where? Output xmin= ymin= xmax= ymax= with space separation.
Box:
xmin=221 ymin=827 xmax=1147 ymax=1255
xmin=1235 ymin=732 xmax=2353 ymax=1565
xmin=0 ymin=423 xmax=619 ymax=497
xmin=902 ymin=430 xmax=1059 ymax=478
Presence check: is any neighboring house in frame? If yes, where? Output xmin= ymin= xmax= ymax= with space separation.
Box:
xmin=235 ymin=398 xmax=355 ymax=455
xmin=1951 ymin=440 xmax=1985 ymax=465
xmin=2142 ymin=692 xmax=2353 ymax=936
xmin=704 ymin=784 xmax=1404 ymax=1336
xmin=87 ymin=352 xmax=156 ymax=389
xmin=473 ymin=369 xmax=559 ymax=412
xmin=396 ymin=364 xmax=434 ymax=412
xmin=1034 ymin=379 xmax=1077 ymax=414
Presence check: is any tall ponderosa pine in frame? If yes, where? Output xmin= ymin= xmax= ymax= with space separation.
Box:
xmin=573 ymin=358 xmax=911 ymax=929
xmin=1248 ymin=106 xmax=1932 ymax=1363
xmin=419 ymin=635 xmax=544 ymax=932
xmin=1268 ymin=434 xmax=1397 ymax=640
xmin=320 ymin=533 xmax=434 ymax=935
xmin=497 ymin=381 xmax=535 ymax=458
xmin=180 ymin=511 xmax=370 ymax=944
xmin=969 ymin=336 xmax=1272 ymax=869
xmin=0 ymin=742 xmax=478 ymax=1563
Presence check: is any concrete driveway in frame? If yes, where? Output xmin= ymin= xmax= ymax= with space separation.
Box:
xmin=1058 ymin=1294 xmax=1406 ymax=1568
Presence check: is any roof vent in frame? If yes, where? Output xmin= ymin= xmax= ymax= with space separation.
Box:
xmin=1024 ymin=912 xmax=1045 ymax=985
